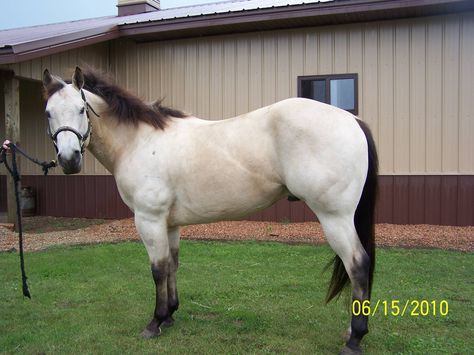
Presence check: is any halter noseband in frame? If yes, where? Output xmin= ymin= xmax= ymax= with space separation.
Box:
xmin=48 ymin=89 xmax=98 ymax=154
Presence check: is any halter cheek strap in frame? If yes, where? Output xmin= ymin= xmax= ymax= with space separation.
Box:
xmin=48 ymin=89 xmax=98 ymax=154
xmin=81 ymin=89 xmax=100 ymax=118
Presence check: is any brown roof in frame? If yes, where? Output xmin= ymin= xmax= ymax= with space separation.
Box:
xmin=1 ymin=0 xmax=472 ymax=65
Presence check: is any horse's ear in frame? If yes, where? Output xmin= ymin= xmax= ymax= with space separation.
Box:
xmin=72 ymin=66 xmax=84 ymax=90
xmin=43 ymin=69 xmax=53 ymax=88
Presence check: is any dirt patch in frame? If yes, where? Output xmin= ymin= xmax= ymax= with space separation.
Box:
xmin=0 ymin=217 xmax=473 ymax=252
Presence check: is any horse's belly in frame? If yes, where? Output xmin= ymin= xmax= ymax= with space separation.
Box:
xmin=167 ymin=183 xmax=286 ymax=226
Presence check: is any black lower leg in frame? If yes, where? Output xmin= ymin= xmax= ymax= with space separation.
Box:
xmin=346 ymin=313 xmax=368 ymax=351
xmin=346 ymin=254 xmax=370 ymax=352
xmin=167 ymin=248 xmax=179 ymax=317
xmin=143 ymin=261 xmax=169 ymax=337
xmin=151 ymin=261 xmax=169 ymax=324
xmin=168 ymin=294 xmax=179 ymax=315
xmin=162 ymin=282 xmax=178 ymax=328
xmin=162 ymin=297 xmax=179 ymax=328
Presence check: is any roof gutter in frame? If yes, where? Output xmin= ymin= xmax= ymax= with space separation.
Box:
xmin=1 ymin=0 xmax=473 ymax=65
xmin=0 ymin=46 xmax=15 ymax=65
xmin=0 ymin=25 xmax=120 ymax=65
xmin=119 ymin=0 xmax=474 ymax=38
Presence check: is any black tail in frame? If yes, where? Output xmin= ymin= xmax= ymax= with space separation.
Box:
xmin=326 ymin=119 xmax=378 ymax=302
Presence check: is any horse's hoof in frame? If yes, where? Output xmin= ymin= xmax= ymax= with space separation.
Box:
xmin=141 ymin=326 xmax=161 ymax=338
xmin=340 ymin=345 xmax=362 ymax=355
xmin=141 ymin=319 xmax=161 ymax=338
xmin=161 ymin=316 xmax=175 ymax=328
xmin=342 ymin=328 xmax=352 ymax=342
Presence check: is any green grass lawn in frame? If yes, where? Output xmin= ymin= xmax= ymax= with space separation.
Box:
xmin=0 ymin=241 xmax=473 ymax=354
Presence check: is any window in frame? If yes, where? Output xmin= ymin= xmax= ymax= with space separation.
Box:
xmin=297 ymin=74 xmax=358 ymax=115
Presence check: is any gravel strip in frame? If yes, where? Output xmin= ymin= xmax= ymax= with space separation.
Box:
xmin=0 ymin=217 xmax=473 ymax=252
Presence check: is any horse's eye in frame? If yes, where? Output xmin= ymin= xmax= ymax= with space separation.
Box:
xmin=80 ymin=107 xmax=85 ymax=115
xmin=45 ymin=111 xmax=51 ymax=119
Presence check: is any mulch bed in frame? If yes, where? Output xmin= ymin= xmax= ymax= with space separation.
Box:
xmin=0 ymin=217 xmax=473 ymax=252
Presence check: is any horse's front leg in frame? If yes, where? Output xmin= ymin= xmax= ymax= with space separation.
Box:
xmin=162 ymin=226 xmax=180 ymax=327
xmin=135 ymin=213 xmax=170 ymax=338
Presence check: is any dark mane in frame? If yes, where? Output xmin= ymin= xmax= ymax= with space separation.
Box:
xmin=82 ymin=69 xmax=187 ymax=129
xmin=43 ymin=69 xmax=187 ymax=129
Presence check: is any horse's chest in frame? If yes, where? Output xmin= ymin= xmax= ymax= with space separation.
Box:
xmin=115 ymin=169 xmax=172 ymax=215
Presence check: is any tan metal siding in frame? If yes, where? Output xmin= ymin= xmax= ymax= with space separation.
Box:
xmin=363 ymin=24 xmax=379 ymax=147
xmin=249 ymin=36 xmax=263 ymax=112
xmin=393 ymin=22 xmax=411 ymax=173
xmin=210 ymin=39 xmax=224 ymax=119
xmin=410 ymin=22 xmax=427 ymax=173
xmin=197 ymin=41 xmax=211 ymax=118
xmin=19 ymin=81 xmax=52 ymax=175
xmin=3 ymin=14 xmax=471 ymax=176
xmin=379 ymin=24 xmax=395 ymax=174
xmin=237 ymin=38 xmax=250 ymax=115
xmin=442 ymin=18 xmax=460 ymax=173
xmin=223 ymin=39 xmax=236 ymax=117
xmin=459 ymin=15 xmax=474 ymax=173
xmin=113 ymin=13 xmax=473 ymax=175
xmin=426 ymin=19 xmax=443 ymax=173
xmin=276 ymin=34 xmax=290 ymax=102
xmin=262 ymin=34 xmax=276 ymax=107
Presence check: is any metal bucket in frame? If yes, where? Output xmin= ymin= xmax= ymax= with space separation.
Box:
xmin=20 ymin=186 xmax=36 ymax=217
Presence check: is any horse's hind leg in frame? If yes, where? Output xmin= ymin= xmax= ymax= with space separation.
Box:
xmin=312 ymin=209 xmax=370 ymax=354
xmin=162 ymin=227 xmax=180 ymax=327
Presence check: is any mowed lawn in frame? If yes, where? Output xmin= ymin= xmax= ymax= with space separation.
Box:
xmin=0 ymin=241 xmax=472 ymax=354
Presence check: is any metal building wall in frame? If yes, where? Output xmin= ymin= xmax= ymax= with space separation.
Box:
xmin=111 ymin=12 xmax=474 ymax=176
xmin=3 ymin=14 xmax=473 ymax=176
xmin=1 ymin=13 xmax=473 ymax=224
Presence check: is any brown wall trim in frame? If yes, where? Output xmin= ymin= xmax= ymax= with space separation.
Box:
xmin=377 ymin=175 xmax=474 ymax=226
xmin=0 ymin=175 xmax=132 ymax=219
xmin=0 ymin=175 xmax=473 ymax=226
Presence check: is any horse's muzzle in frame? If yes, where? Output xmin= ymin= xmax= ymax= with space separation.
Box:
xmin=58 ymin=150 xmax=82 ymax=175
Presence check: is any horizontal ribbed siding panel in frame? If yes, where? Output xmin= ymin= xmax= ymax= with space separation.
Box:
xmin=1 ymin=175 xmax=472 ymax=225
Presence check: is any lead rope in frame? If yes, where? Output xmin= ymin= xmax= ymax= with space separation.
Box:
xmin=0 ymin=143 xmax=57 ymax=298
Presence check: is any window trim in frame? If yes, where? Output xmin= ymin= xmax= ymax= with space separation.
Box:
xmin=297 ymin=73 xmax=359 ymax=115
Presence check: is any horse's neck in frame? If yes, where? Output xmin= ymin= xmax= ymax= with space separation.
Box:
xmin=85 ymin=93 xmax=138 ymax=174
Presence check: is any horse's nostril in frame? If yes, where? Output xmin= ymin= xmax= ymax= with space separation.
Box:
xmin=74 ymin=150 xmax=81 ymax=156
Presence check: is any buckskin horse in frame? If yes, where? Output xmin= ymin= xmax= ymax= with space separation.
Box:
xmin=40 ymin=67 xmax=378 ymax=354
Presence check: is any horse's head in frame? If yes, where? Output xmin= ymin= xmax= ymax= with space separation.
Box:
xmin=42 ymin=67 xmax=91 ymax=175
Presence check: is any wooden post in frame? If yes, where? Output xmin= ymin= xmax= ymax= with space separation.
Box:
xmin=3 ymin=73 xmax=21 ymax=227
